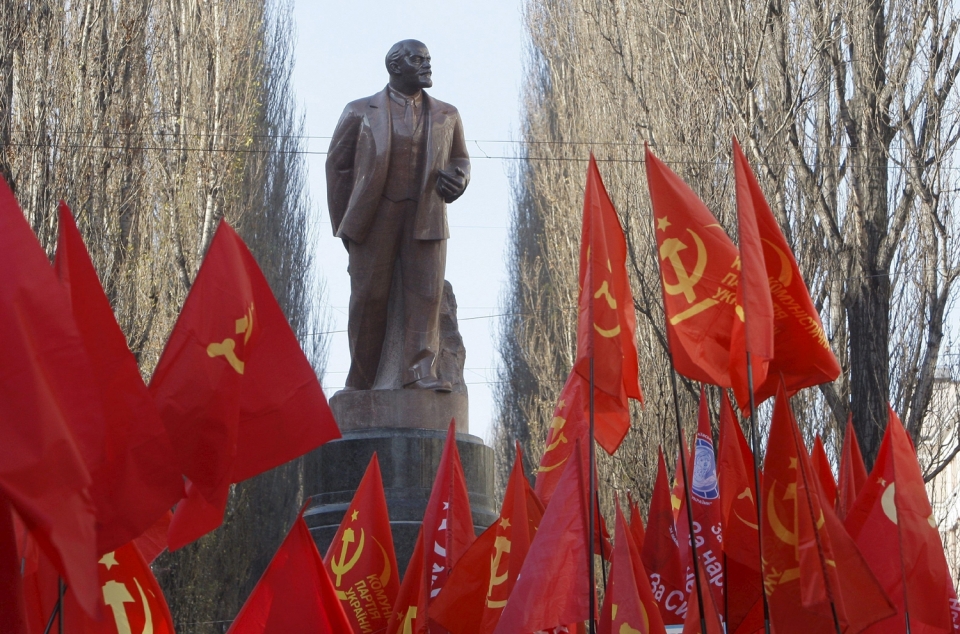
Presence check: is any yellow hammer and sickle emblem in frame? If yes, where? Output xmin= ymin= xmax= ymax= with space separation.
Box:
xmin=762 ymin=239 xmax=793 ymax=287
xmin=660 ymin=229 xmax=708 ymax=302
xmin=373 ymin=537 xmax=392 ymax=587
xmin=206 ymin=303 xmax=255 ymax=375
xmin=736 ymin=487 xmax=759 ymax=529
xmin=102 ymin=578 xmax=154 ymax=634
xmin=593 ymin=280 xmax=622 ymax=338
xmin=767 ymin=481 xmax=800 ymax=562
xmin=331 ymin=527 xmax=365 ymax=588
xmin=486 ymin=535 xmax=512 ymax=608
xmin=544 ymin=415 xmax=568 ymax=453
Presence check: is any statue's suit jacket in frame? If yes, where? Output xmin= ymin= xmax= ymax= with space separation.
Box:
xmin=326 ymin=86 xmax=471 ymax=244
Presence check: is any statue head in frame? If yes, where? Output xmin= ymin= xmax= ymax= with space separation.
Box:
xmin=386 ymin=40 xmax=432 ymax=95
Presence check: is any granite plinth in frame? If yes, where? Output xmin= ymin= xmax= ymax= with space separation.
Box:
xmin=304 ymin=428 xmax=496 ymax=576
xmin=329 ymin=388 xmax=469 ymax=433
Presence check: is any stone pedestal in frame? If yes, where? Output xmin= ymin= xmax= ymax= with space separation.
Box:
xmin=303 ymin=427 xmax=496 ymax=576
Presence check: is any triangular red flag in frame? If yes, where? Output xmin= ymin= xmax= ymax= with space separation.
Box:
xmin=642 ymin=448 xmax=688 ymax=626
xmin=536 ymin=372 xmax=589 ymax=506
xmin=227 ymin=512 xmax=352 ymax=633
xmin=132 ymin=510 xmax=173 ymax=565
xmin=837 ymin=416 xmax=868 ymax=520
xmin=717 ymin=391 xmax=764 ymax=634
xmin=645 ymin=146 xmax=739 ymax=387
xmin=55 ymin=203 xmax=184 ymax=555
xmin=763 ymin=383 xmax=894 ymax=634
xmin=729 ymin=137 xmax=775 ymax=412
xmin=845 ymin=407 xmax=956 ymax=633
xmin=729 ymin=142 xmax=840 ymax=408
xmin=386 ymin=420 xmax=474 ymax=633
xmin=493 ymin=441 xmax=594 ymax=634
xmin=431 ymin=443 xmax=545 ymax=633
xmin=574 ymin=155 xmax=644 ymax=454
xmin=0 ymin=177 xmax=100 ymax=615
xmin=810 ymin=435 xmax=838 ymax=508
xmin=323 ymin=454 xmax=400 ymax=633
xmin=600 ymin=502 xmax=667 ymax=634
xmin=149 ymin=220 xmax=341 ymax=549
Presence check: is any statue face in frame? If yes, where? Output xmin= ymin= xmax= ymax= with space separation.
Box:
xmin=391 ymin=42 xmax=432 ymax=93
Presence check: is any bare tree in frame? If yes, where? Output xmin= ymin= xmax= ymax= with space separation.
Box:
xmin=0 ymin=0 xmax=326 ymax=630
xmin=496 ymin=0 xmax=960 ymax=513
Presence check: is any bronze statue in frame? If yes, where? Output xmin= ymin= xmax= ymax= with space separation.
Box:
xmin=327 ymin=40 xmax=470 ymax=393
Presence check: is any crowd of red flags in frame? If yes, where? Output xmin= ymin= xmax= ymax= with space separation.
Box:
xmin=2 ymin=132 xmax=959 ymax=634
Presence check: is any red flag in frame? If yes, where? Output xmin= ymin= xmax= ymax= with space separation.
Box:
xmin=23 ymin=538 xmax=175 ymax=634
xmin=574 ymin=155 xmax=644 ymax=454
xmin=628 ymin=493 xmax=646 ymax=551
xmin=680 ymin=561 xmax=725 ymax=634
xmin=431 ymin=444 xmax=545 ymax=633
xmin=729 ymin=137 xmax=775 ymax=412
xmin=323 ymin=454 xmax=400 ymax=633
xmin=132 ymin=510 xmax=173 ymax=565
xmin=642 ymin=449 xmax=688 ymax=626
xmin=600 ymin=503 xmax=667 ymax=634
xmin=717 ymin=392 xmax=764 ymax=634
xmin=763 ymin=383 xmax=894 ymax=634
xmin=55 ymin=203 xmax=184 ymax=555
xmin=729 ymin=142 xmax=840 ymax=408
xmin=845 ymin=407 xmax=956 ymax=633
xmin=837 ymin=416 xmax=868 ymax=520
xmin=492 ymin=441 xmax=594 ymax=634
xmin=810 ymin=435 xmax=838 ymax=508
xmin=149 ymin=220 xmax=341 ymax=549
xmin=686 ymin=388 xmax=724 ymax=611
xmin=227 ymin=512 xmax=352 ymax=633
xmin=386 ymin=421 xmax=474 ymax=633
xmin=536 ymin=372 xmax=589 ymax=506
xmin=0 ymin=177 xmax=100 ymax=614
xmin=645 ymin=146 xmax=740 ymax=387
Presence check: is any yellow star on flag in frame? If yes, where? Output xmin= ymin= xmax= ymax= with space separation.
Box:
xmin=99 ymin=552 xmax=119 ymax=570
xmin=657 ymin=216 xmax=671 ymax=231
xmin=351 ymin=510 xmax=359 ymax=521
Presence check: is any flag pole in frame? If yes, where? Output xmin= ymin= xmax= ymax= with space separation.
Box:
xmin=42 ymin=578 xmax=64 ymax=634
xmin=589 ymin=357 xmax=597 ymax=633
xmin=745 ymin=352 xmax=773 ymax=634
xmin=595 ymin=490 xmax=608 ymax=589
xmin=666 ymin=366 xmax=709 ymax=634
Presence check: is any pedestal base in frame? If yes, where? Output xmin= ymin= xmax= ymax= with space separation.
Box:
xmin=303 ymin=428 xmax=496 ymax=575
xmin=330 ymin=388 xmax=469 ymax=433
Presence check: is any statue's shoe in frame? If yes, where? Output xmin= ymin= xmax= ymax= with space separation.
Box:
xmin=404 ymin=376 xmax=453 ymax=393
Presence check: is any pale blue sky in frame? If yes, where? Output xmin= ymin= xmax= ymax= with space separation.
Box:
xmin=291 ymin=1 xmax=526 ymax=443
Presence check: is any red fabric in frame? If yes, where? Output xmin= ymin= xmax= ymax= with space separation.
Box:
xmin=717 ymin=392 xmax=764 ymax=634
xmin=149 ymin=220 xmax=340 ymax=550
xmin=431 ymin=444 xmax=545 ymax=633
xmin=322 ymin=454 xmax=400 ymax=633
xmin=23 ymin=538 xmax=175 ymax=634
xmin=729 ymin=145 xmax=840 ymax=408
xmin=55 ymin=203 xmax=184 ymax=556
xmin=763 ymin=383 xmax=894 ymax=634
xmin=387 ymin=529 xmax=425 ymax=634
xmin=600 ymin=503 xmax=667 ymax=634
xmin=492 ymin=442 xmax=593 ymax=634
xmin=810 ymin=436 xmax=838 ymax=508
xmin=845 ymin=408 xmax=956 ymax=633
xmin=642 ymin=449 xmax=688 ymax=626
xmin=837 ymin=416 xmax=868 ymax=521
xmin=680 ymin=561 xmax=725 ymax=634
xmin=387 ymin=421 xmax=474 ymax=633
xmin=574 ymin=155 xmax=644 ymax=454
xmin=0 ymin=177 xmax=100 ymax=615
xmin=132 ymin=510 xmax=173 ymax=565
xmin=227 ymin=513 xmax=351 ymax=634
xmin=645 ymin=146 xmax=739 ymax=387
xmin=1 ymin=496 xmax=28 ymax=634
xmin=536 ymin=372 xmax=589 ymax=506
xmin=729 ymin=138 xmax=774 ymax=412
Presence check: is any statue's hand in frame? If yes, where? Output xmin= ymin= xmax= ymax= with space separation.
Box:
xmin=437 ymin=166 xmax=467 ymax=203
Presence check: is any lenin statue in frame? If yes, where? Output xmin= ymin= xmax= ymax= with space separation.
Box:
xmin=326 ymin=39 xmax=470 ymax=393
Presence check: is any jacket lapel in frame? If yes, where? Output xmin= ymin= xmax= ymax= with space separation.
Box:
xmin=369 ymin=86 xmax=390 ymax=159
